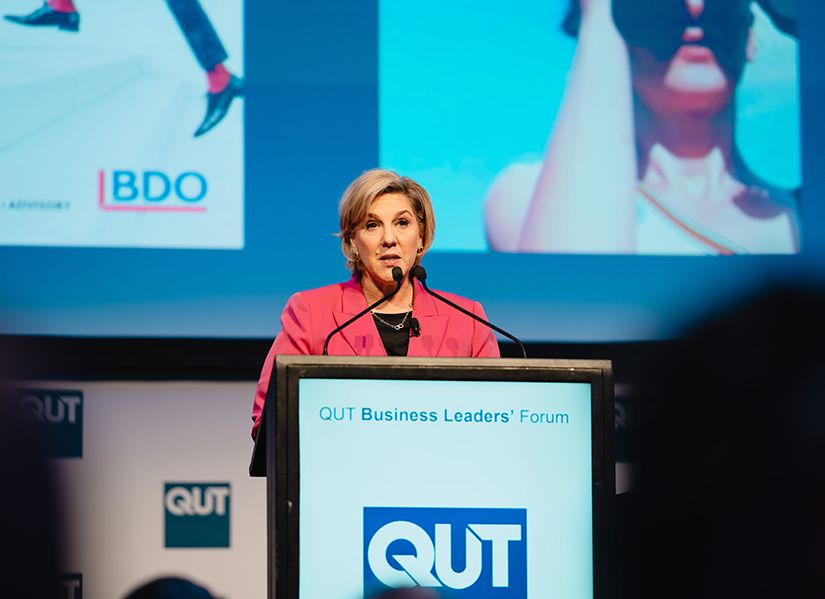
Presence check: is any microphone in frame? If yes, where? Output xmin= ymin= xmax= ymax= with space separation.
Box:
xmin=409 ymin=317 xmax=421 ymax=337
xmin=410 ymin=265 xmax=527 ymax=358
xmin=323 ymin=266 xmax=404 ymax=355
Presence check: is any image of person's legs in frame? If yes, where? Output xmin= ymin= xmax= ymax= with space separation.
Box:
xmin=4 ymin=1 xmax=80 ymax=31
xmin=165 ymin=0 xmax=244 ymax=137
xmin=4 ymin=0 xmax=244 ymax=137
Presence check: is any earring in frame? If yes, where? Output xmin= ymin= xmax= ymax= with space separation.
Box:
xmin=417 ymin=245 xmax=424 ymax=254
xmin=351 ymin=249 xmax=359 ymax=260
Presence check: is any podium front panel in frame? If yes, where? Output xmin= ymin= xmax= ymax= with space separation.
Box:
xmin=272 ymin=357 xmax=613 ymax=599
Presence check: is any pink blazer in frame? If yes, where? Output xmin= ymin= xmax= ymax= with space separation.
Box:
xmin=251 ymin=277 xmax=500 ymax=437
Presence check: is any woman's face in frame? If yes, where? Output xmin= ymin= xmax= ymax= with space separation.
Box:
xmin=625 ymin=0 xmax=753 ymax=114
xmin=351 ymin=192 xmax=423 ymax=288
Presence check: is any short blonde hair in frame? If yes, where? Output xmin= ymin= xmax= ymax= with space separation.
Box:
xmin=338 ymin=169 xmax=436 ymax=276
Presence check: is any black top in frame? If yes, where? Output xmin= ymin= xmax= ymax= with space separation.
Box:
xmin=372 ymin=311 xmax=411 ymax=356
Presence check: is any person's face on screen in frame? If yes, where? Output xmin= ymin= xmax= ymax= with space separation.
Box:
xmin=351 ymin=192 xmax=423 ymax=290
xmin=625 ymin=0 xmax=753 ymax=114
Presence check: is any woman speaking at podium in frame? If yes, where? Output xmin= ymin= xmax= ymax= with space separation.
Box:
xmin=251 ymin=169 xmax=500 ymax=438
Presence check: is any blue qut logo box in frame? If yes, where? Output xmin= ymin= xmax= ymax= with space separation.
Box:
xmin=16 ymin=389 xmax=83 ymax=458
xmin=364 ymin=507 xmax=527 ymax=598
xmin=164 ymin=483 xmax=231 ymax=548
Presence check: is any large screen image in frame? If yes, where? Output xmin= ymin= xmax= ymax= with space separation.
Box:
xmin=0 ymin=0 xmax=244 ymax=249
xmin=381 ymin=0 xmax=800 ymax=254
xmin=1 ymin=0 xmax=821 ymax=340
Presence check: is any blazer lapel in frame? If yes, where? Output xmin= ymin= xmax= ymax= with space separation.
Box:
xmin=407 ymin=280 xmax=447 ymax=357
xmin=332 ymin=278 xmax=386 ymax=357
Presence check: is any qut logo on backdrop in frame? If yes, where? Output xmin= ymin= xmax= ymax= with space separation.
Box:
xmin=364 ymin=507 xmax=527 ymax=598
xmin=16 ymin=389 xmax=83 ymax=458
xmin=164 ymin=483 xmax=231 ymax=548
xmin=98 ymin=170 xmax=208 ymax=211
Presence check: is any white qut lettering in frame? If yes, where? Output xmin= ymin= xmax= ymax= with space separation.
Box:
xmin=207 ymin=487 xmax=230 ymax=516
xmin=468 ymin=524 xmax=522 ymax=587
xmin=43 ymin=395 xmax=65 ymax=423
xmin=61 ymin=579 xmax=81 ymax=599
xmin=368 ymin=521 xmax=442 ymax=587
xmin=60 ymin=395 xmax=81 ymax=424
xmin=434 ymin=523 xmax=482 ymax=589
xmin=165 ymin=487 xmax=193 ymax=516
xmin=20 ymin=395 xmax=45 ymax=423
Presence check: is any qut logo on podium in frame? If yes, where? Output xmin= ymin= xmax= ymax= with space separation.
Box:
xmin=164 ymin=483 xmax=231 ymax=548
xmin=364 ymin=507 xmax=527 ymax=598
xmin=98 ymin=169 xmax=208 ymax=212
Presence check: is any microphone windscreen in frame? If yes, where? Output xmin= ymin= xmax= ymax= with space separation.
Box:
xmin=411 ymin=265 xmax=427 ymax=281
xmin=391 ymin=266 xmax=403 ymax=282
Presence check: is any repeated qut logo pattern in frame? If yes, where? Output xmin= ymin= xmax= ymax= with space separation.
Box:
xmin=164 ymin=483 xmax=231 ymax=548
xmin=364 ymin=507 xmax=527 ymax=598
xmin=16 ymin=389 xmax=83 ymax=458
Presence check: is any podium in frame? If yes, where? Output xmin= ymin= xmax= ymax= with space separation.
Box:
xmin=250 ymin=356 xmax=614 ymax=599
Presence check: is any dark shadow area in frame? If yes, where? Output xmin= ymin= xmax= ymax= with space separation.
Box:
xmin=612 ymin=282 xmax=825 ymax=598
xmin=0 ymin=335 xmax=65 ymax=599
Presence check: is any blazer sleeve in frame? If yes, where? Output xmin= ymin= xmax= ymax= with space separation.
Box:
xmin=251 ymin=292 xmax=314 ymax=439
xmin=471 ymin=301 xmax=501 ymax=358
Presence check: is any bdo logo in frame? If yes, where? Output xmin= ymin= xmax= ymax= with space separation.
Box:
xmin=364 ymin=507 xmax=526 ymax=598
xmin=16 ymin=389 xmax=83 ymax=458
xmin=164 ymin=483 xmax=231 ymax=548
xmin=98 ymin=169 xmax=207 ymax=211
xmin=59 ymin=573 xmax=82 ymax=599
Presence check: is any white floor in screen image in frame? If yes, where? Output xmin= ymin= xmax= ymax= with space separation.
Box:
xmin=0 ymin=0 xmax=244 ymax=249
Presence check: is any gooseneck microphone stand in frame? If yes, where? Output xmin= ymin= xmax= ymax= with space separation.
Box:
xmin=411 ymin=265 xmax=528 ymax=358
xmin=322 ymin=267 xmax=404 ymax=355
